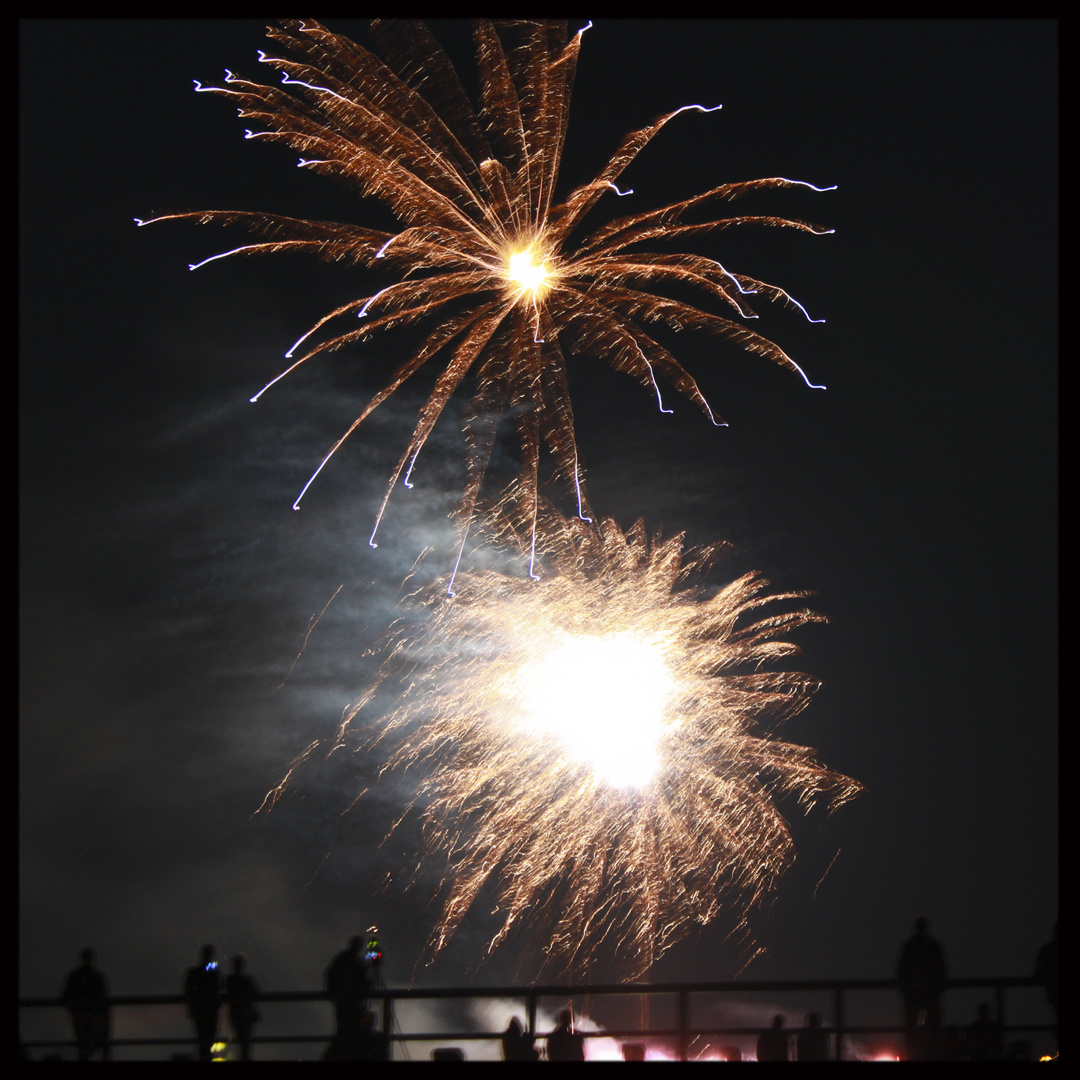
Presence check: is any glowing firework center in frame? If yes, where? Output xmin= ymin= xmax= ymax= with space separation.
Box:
xmin=325 ymin=516 xmax=861 ymax=977
xmin=520 ymin=632 xmax=675 ymax=788
xmin=502 ymin=240 xmax=557 ymax=306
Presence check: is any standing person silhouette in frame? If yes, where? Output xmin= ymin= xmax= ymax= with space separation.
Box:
xmin=62 ymin=948 xmax=109 ymax=1061
xmin=325 ymin=936 xmax=371 ymax=1060
xmin=1033 ymin=922 xmax=1058 ymax=1046
xmin=502 ymin=1017 xmax=539 ymax=1061
xmin=796 ymin=1011 xmax=829 ymax=1061
xmin=757 ymin=1014 xmax=790 ymax=1061
xmin=184 ymin=944 xmax=222 ymax=1062
xmin=226 ymin=954 xmax=260 ymax=1062
xmin=547 ymin=1009 xmax=585 ymax=1061
xmin=964 ymin=1001 xmax=1003 ymax=1061
xmin=897 ymin=916 xmax=947 ymax=1059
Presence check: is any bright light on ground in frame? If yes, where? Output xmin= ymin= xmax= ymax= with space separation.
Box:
xmin=522 ymin=633 xmax=674 ymax=787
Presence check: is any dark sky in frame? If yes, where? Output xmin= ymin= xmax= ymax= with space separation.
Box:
xmin=21 ymin=18 xmax=1056 ymax=1055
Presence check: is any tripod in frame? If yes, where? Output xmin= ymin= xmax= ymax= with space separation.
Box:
xmin=365 ymin=928 xmax=405 ymax=1060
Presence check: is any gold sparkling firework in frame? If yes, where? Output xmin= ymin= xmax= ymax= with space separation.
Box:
xmin=137 ymin=19 xmax=834 ymax=567
xmin=338 ymin=506 xmax=862 ymax=978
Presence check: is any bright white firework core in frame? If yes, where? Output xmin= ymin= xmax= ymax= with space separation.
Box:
xmin=521 ymin=633 xmax=674 ymax=788
xmin=504 ymin=243 xmax=553 ymax=304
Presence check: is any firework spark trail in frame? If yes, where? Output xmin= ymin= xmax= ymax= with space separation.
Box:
xmin=137 ymin=18 xmax=834 ymax=552
xmin=277 ymin=583 xmax=345 ymax=689
xmin=326 ymin=504 xmax=861 ymax=979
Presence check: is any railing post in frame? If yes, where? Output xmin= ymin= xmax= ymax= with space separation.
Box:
xmin=526 ymin=989 xmax=537 ymax=1043
xmin=382 ymin=992 xmax=393 ymax=1058
xmin=834 ymin=984 xmax=845 ymax=1062
xmin=677 ymin=988 xmax=688 ymax=1062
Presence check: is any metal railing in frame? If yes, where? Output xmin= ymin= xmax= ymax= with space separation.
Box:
xmin=20 ymin=975 xmax=1054 ymax=1061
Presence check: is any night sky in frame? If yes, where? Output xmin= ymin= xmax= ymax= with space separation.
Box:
xmin=21 ymin=19 xmax=1056 ymax=1057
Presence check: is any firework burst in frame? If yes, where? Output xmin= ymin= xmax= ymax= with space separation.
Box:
xmin=327 ymin=504 xmax=861 ymax=979
xmin=137 ymin=19 xmax=833 ymax=572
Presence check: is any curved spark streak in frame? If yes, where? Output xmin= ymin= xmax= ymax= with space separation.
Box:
xmin=668 ymin=102 xmax=723 ymax=118
xmin=140 ymin=19 xmax=834 ymax=545
xmin=332 ymin=509 xmax=861 ymax=978
xmin=774 ymin=178 xmax=838 ymax=192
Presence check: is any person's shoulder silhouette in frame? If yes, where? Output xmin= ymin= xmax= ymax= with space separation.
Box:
xmin=796 ymin=1011 xmax=828 ymax=1061
xmin=327 ymin=935 xmax=367 ymax=995
xmin=757 ymin=1014 xmax=789 ymax=1062
xmin=898 ymin=916 xmax=947 ymax=988
xmin=964 ymin=1002 xmax=1003 ymax=1060
xmin=184 ymin=944 xmax=221 ymax=1009
xmin=226 ymin=954 xmax=258 ymax=1004
xmin=547 ymin=1010 xmax=585 ymax=1062
xmin=63 ymin=947 xmax=107 ymax=1008
xmin=502 ymin=1017 xmax=539 ymax=1061
xmin=1033 ymin=923 xmax=1057 ymax=1005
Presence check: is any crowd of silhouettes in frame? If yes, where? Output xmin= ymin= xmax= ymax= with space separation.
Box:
xmin=498 ymin=1009 xmax=585 ymax=1062
xmin=892 ymin=915 xmax=1059 ymax=1062
xmin=34 ymin=919 xmax=1057 ymax=1061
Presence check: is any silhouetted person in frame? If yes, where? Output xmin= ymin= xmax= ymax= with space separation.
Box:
xmin=325 ymin=936 xmax=371 ymax=1058
xmin=62 ymin=948 xmax=108 ymax=1061
xmin=225 ymin=954 xmax=260 ymax=1062
xmin=547 ymin=1009 xmax=585 ymax=1062
xmin=325 ymin=1009 xmax=389 ymax=1062
xmin=184 ymin=944 xmax=222 ymax=1062
xmin=897 ymin=916 xmax=947 ymax=1057
xmin=963 ymin=1001 xmax=1003 ymax=1061
xmin=502 ymin=1017 xmax=539 ymax=1061
xmin=796 ymin=1011 xmax=829 ymax=1062
xmin=756 ymin=1014 xmax=789 ymax=1062
xmin=1033 ymin=922 xmax=1057 ymax=1043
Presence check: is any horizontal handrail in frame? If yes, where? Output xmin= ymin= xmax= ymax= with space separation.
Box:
xmin=20 ymin=975 xmax=1055 ymax=1061
xmin=17 ymin=973 xmax=1041 ymax=1008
